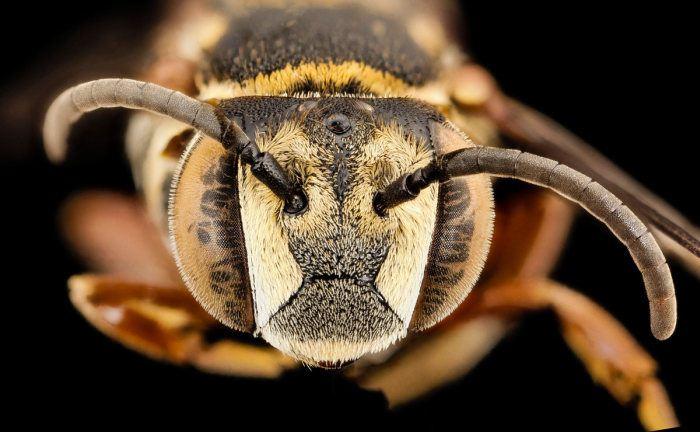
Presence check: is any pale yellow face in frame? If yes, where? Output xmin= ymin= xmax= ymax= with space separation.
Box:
xmin=238 ymin=100 xmax=439 ymax=366
xmin=170 ymin=97 xmax=493 ymax=368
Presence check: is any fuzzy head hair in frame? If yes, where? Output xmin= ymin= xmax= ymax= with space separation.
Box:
xmin=171 ymin=96 xmax=493 ymax=367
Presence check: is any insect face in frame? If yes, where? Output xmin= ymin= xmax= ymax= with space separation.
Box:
xmin=172 ymin=97 xmax=452 ymax=366
xmin=248 ymin=98 xmax=439 ymax=366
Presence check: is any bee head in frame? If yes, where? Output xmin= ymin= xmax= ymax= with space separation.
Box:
xmin=171 ymin=96 xmax=493 ymax=366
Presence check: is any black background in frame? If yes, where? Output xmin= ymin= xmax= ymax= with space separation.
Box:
xmin=2 ymin=1 xmax=696 ymax=429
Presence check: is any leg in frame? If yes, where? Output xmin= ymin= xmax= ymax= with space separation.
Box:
xmin=485 ymin=187 xmax=574 ymax=280
xmin=474 ymin=278 xmax=678 ymax=431
xmin=60 ymin=190 xmax=297 ymax=377
xmin=359 ymin=277 xmax=678 ymax=430
xmin=60 ymin=190 xmax=182 ymax=286
xmin=69 ymin=274 xmax=295 ymax=378
xmin=356 ymin=188 xmax=676 ymax=429
xmin=355 ymin=314 xmax=511 ymax=406
xmin=354 ymin=189 xmax=574 ymax=404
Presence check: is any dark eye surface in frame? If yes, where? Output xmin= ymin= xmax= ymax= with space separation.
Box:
xmin=324 ymin=113 xmax=352 ymax=135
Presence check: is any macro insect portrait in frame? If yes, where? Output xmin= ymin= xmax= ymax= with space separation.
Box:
xmin=3 ymin=0 xmax=697 ymax=430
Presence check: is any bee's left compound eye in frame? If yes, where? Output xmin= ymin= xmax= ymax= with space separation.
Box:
xmin=325 ymin=113 xmax=352 ymax=135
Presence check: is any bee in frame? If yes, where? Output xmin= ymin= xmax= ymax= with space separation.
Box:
xmin=43 ymin=0 xmax=697 ymax=428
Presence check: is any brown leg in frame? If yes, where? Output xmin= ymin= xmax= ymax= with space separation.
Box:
xmin=357 ymin=189 xmax=676 ymax=429
xmin=437 ymin=188 xmax=575 ymax=330
xmin=60 ymin=190 xmax=181 ymax=286
xmin=355 ymin=314 xmax=511 ymax=406
xmin=60 ymin=190 xmax=297 ymax=377
xmin=359 ymin=277 xmax=677 ymax=430
xmin=354 ymin=189 xmax=574 ymax=405
xmin=475 ymin=279 xmax=678 ymax=431
xmin=69 ymin=274 xmax=296 ymax=378
xmin=485 ymin=188 xmax=574 ymax=280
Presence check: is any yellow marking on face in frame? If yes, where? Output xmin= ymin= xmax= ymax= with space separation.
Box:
xmin=237 ymin=123 xmax=309 ymax=328
xmin=353 ymin=125 xmax=439 ymax=323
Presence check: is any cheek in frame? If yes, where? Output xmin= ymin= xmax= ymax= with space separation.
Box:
xmin=374 ymin=183 xmax=440 ymax=324
xmin=237 ymin=167 xmax=303 ymax=328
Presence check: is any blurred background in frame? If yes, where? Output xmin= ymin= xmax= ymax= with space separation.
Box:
xmin=2 ymin=1 xmax=696 ymax=429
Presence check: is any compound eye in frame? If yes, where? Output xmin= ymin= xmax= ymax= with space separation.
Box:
xmin=325 ymin=113 xmax=352 ymax=135
xmin=170 ymin=136 xmax=255 ymax=333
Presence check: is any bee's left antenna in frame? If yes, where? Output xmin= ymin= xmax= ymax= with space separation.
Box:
xmin=376 ymin=127 xmax=684 ymax=341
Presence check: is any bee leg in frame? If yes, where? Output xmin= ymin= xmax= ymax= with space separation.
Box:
xmin=484 ymin=187 xmax=575 ymax=280
xmin=60 ymin=190 xmax=182 ymax=286
xmin=356 ymin=190 xmax=574 ymax=405
xmin=475 ymin=278 xmax=679 ymax=431
xmin=68 ymin=274 xmax=296 ymax=378
xmin=60 ymin=191 xmax=296 ymax=377
xmin=355 ymin=314 xmax=511 ymax=406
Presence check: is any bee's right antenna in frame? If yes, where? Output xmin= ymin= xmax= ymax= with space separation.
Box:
xmin=43 ymin=78 xmax=306 ymax=213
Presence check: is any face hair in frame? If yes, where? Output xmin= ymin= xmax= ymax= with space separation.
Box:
xmin=125 ymin=91 xmax=453 ymax=365
xmin=236 ymin=98 xmax=440 ymax=365
xmin=42 ymin=78 xmax=305 ymax=211
xmin=376 ymin=144 xmax=679 ymax=340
